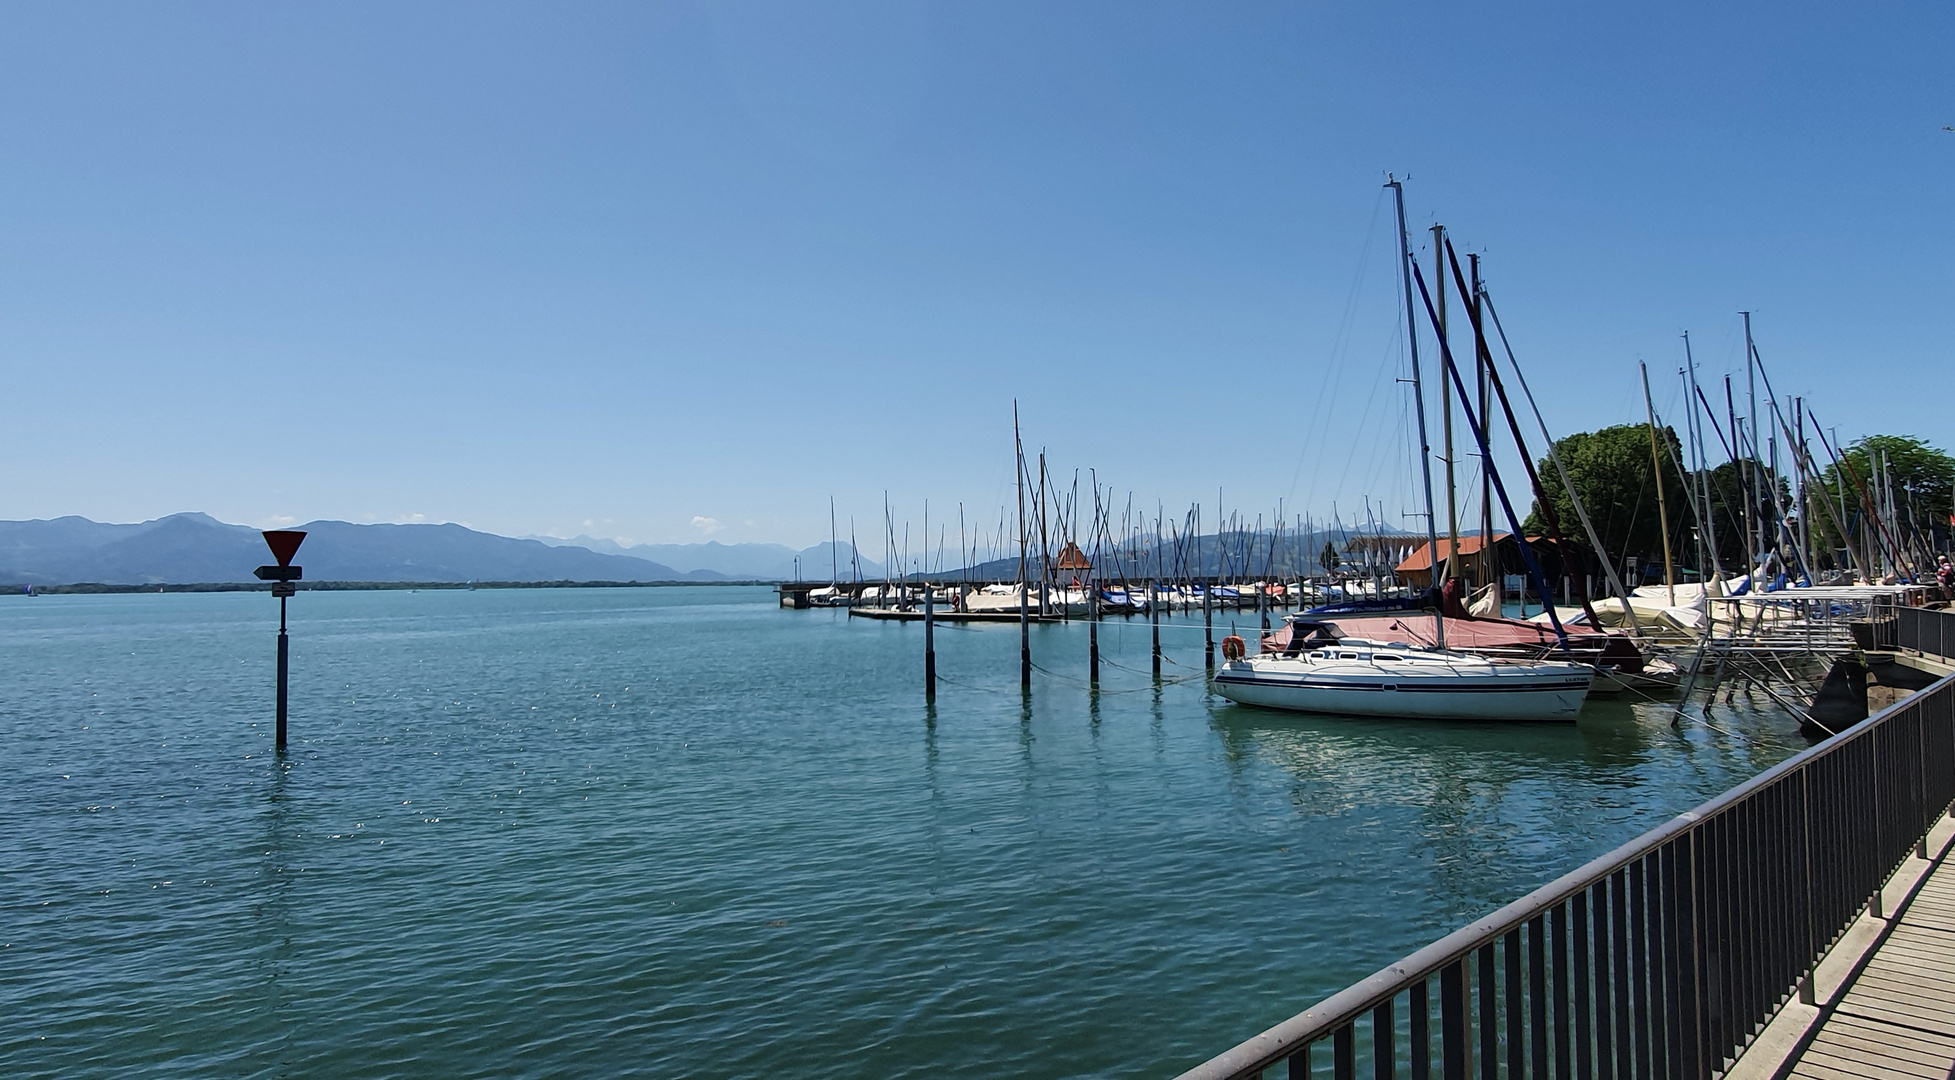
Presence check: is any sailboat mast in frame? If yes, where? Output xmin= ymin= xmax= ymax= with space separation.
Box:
xmin=1388 ymin=176 xmax=1445 ymax=650
xmin=1472 ymin=253 xmax=1493 ymax=595
xmin=1751 ymin=307 xmax=1767 ymax=571
xmin=1683 ymin=332 xmax=1721 ymax=589
xmin=1641 ymin=362 xmax=1678 ymax=606
xmin=1483 ymin=291 xmax=1638 ymax=628
xmin=1014 ymin=402 xmax=1030 ymax=687
xmin=1432 ymin=223 xmax=1459 ymax=589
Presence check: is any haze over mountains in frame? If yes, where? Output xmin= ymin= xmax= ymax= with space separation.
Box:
xmin=528 ymin=536 xmax=881 ymax=581
xmin=0 ymin=512 xmax=1414 ymax=587
xmin=0 ymin=514 xmax=879 ymax=586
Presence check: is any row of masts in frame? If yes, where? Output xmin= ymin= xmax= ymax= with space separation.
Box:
xmin=801 ymin=177 xmax=1946 ymax=714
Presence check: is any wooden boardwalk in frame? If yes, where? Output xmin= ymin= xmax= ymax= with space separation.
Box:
xmin=1787 ymin=854 xmax=1955 ymax=1080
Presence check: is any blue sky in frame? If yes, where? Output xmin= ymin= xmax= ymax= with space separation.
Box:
xmin=1 ymin=2 xmax=1948 ymax=549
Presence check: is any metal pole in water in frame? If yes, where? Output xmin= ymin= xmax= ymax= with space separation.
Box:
xmin=924 ymin=577 xmax=936 ymax=701
xmin=1203 ymin=579 xmax=1214 ymax=671
xmin=1150 ymin=578 xmax=1162 ymax=678
xmin=255 ymin=529 xmax=307 ymax=755
xmin=1088 ymin=567 xmax=1100 ymax=686
xmin=276 ymin=596 xmax=289 ymax=751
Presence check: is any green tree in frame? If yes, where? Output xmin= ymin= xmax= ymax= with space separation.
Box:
xmin=1524 ymin=424 xmax=1692 ymax=575
xmin=1319 ymin=540 xmax=1340 ymax=574
xmin=1693 ymin=458 xmax=1786 ymax=571
xmin=1809 ymin=435 xmax=1954 ymax=565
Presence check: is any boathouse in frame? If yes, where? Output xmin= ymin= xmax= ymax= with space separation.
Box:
xmin=1393 ymin=533 xmax=1598 ymax=594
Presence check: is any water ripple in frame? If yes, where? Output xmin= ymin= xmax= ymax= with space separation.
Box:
xmin=0 ymin=588 xmax=1805 ymax=1078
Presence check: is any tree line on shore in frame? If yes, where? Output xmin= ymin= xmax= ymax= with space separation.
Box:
xmin=1522 ymin=425 xmax=1953 ymax=580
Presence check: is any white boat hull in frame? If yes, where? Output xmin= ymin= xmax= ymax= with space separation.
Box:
xmin=1214 ymin=650 xmax=1592 ymax=721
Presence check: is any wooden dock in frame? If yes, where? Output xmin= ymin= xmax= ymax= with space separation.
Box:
xmin=1784 ymin=850 xmax=1955 ymax=1080
xmin=846 ymin=606 xmax=1066 ymax=624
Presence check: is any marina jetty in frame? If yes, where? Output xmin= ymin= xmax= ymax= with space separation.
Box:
xmin=771 ymin=180 xmax=1955 ymax=1071
xmin=1169 ymin=605 xmax=1955 ymax=1080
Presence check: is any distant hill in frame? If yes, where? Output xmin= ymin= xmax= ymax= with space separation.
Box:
xmin=0 ymin=514 xmax=725 ymax=586
xmin=530 ymin=536 xmax=883 ymax=580
xmin=951 ymin=526 xmax=1422 ymax=581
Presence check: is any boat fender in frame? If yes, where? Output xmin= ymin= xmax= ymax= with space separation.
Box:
xmin=1221 ymin=635 xmax=1247 ymax=661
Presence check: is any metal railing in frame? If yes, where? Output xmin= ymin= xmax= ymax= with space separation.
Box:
xmin=1898 ymin=605 xmax=1955 ymax=661
xmin=1176 ymin=642 xmax=1955 ymax=1080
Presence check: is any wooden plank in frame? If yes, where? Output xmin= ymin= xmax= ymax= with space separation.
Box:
xmin=1840 ymin=986 xmax=1955 ymax=1024
xmin=1863 ymin=951 xmax=1955 ymax=977
xmin=1814 ymin=1009 xmax=1955 ymax=1056
xmin=1864 ymin=938 xmax=1955 ymax=968
xmin=1782 ymin=847 xmax=1955 ymax=1080
xmin=1789 ymin=1057 xmax=1881 ymax=1080
xmin=1838 ymin=1001 xmax=1955 ymax=1037
xmin=1827 ymin=1012 xmax=1955 ymax=1054
xmin=1851 ymin=980 xmax=1955 ymax=1016
xmin=1806 ymin=1028 xmax=1955 ymax=1073
xmin=1848 ymin=975 xmax=1955 ymax=1009
xmin=1854 ymin=967 xmax=1955 ymax=996
xmin=1866 ymin=940 xmax=1955 ymax=968
xmin=1805 ymin=1031 xmax=1955 ymax=1074
xmin=1888 ymin=930 xmax=1955 ymax=953
xmin=1849 ymin=960 xmax=1955 ymax=989
xmin=1888 ymin=921 xmax=1955 ymax=943
xmin=1800 ymin=1044 xmax=1947 ymax=1080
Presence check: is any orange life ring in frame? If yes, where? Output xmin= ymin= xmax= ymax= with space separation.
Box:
xmin=1221 ymin=635 xmax=1247 ymax=661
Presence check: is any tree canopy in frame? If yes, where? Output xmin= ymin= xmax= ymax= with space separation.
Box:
xmin=1524 ymin=424 xmax=1691 ymax=574
xmin=1808 ymin=435 xmax=1954 ymax=562
xmin=1526 ymin=425 xmax=1951 ymax=577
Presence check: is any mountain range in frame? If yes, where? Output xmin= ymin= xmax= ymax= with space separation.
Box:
xmin=528 ymin=536 xmax=882 ymax=580
xmin=0 ymin=514 xmax=877 ymax=586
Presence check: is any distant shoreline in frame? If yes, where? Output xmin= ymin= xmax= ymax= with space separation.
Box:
xmin=3 ymin=580 xmax=775 ymax=595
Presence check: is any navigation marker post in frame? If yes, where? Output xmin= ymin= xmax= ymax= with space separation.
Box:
xmin=255 ymin=530 xmax=307 ymax=753
xmin=923 ymin=572 xmax=936 ymax=702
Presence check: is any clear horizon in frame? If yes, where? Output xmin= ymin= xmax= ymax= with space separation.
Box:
xmin=3 ymin=2 xmax=1949 ymax=549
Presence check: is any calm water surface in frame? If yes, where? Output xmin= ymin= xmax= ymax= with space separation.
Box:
xmin=2 ymin=587 xmax=1805 ymax=1078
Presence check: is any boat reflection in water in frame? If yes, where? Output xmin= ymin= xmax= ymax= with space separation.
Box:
xmin=1214 ymin=621 xmax=1594 ymax=721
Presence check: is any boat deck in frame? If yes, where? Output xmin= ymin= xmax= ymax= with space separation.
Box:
xmin=1784 ymin=836 xmax=1955 ymax=1080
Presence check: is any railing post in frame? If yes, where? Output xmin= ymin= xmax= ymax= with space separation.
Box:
xmin=1412 ymin=979 xmax=1430 ymax=1080
xmin=1372 ymin=1000 xmax=1394 ymax=1080
xmin=1869 ymin=722 xmax=1885 ymax=921
xmin=1799 ymin=767 xmax=1816 ymax=1007
xmin=1920 ymin=707 xmax=1932 ymax=860
xmin=1441 ymin=960 xmax=1467 ymax=1080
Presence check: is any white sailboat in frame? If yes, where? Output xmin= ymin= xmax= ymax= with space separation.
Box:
xmin=1215 ymin=635 xmax=1593 ymax=720
xmin=1212 ymin=177 xmax=1595 ymax=722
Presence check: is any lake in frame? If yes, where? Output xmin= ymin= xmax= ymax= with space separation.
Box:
xmin=1 ymin=586 xmax=1805 ymax=1078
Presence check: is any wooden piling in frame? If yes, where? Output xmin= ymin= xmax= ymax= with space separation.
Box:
xmin=924 ymin=579 xmax=936 ymax=700
xmin=1150 ymin=579 xmax=1162 ymax=678
xmin=1020 ymin=580 xmax=1031 ymax=688
xmin=1088 ymin=571 xmax=1100 ymax=685
xmin=1203 ymin=581 xmax=1214 ymax=671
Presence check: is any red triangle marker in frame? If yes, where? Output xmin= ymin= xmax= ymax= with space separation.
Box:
xmin=263 ymin=530 xmax=307 ymax=567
